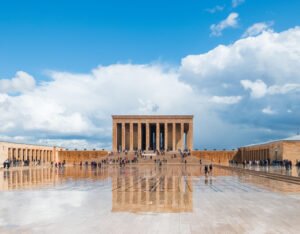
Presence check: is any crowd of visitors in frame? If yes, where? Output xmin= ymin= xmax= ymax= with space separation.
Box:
xmin=229 ymin=159 xmax=299 ymax=170
xmin=2 ymin=158 xmax=44 ymax=169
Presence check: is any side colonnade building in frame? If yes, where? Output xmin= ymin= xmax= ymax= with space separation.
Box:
xmin=112 ymin=115 xmax=193 ymax=152
xmin=235 ymin=135 xmax=300 ymax=164
xmin=0 ymin=141 xmax=62 ymax=167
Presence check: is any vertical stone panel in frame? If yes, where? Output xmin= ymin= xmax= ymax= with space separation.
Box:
xmin=130 ymin=122 xmax=134 ymax=151
xmin=146 ymin=122 xmax=149 ymax=151
xmin=172 ymin=123 xmax=176 ymax=151
xmin=122 ymin=122 xmax=125 ymax=151
xmin=138 ymin=122 xmax=142 ymax=150
xmin=181 ymin=122 xmax=184 ymax=150
xmin=188 ymin=122 xmax=194 ymax=150
xmin=164 ymin=122 xmax=168 ymax=151
xmin=112 ymin=121 xmax=117 ymax=151
xmin=156 ymin=122 xmax=160 ymax=150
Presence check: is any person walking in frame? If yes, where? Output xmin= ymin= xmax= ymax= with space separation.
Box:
xmin=209 ymin=164 xmax=213 ymax=174
xmin=204 ymin=165 xmax=208 ymax=176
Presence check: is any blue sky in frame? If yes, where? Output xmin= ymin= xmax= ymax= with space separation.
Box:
xmin=1 ymin=0 xmax=299 ymax=76
xmin=1 ymin=0 xmax=300 ymax=149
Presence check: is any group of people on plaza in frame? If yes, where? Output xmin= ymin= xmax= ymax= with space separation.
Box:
xmin=2 ymin=148 xmax=194 ymax=170
xmin=229 ymin=159 xmax=298 ymax=170
xmin=3 ymin=158 xmax=43 ymax=169
xmin=204 ymin=164 xmax=213 ymax=176
xmin=53 ymin=161 xmax=65 ymax=168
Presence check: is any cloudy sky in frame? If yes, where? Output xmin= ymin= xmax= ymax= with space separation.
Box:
xmin=0 ymin=0 xmax=300 ymax=150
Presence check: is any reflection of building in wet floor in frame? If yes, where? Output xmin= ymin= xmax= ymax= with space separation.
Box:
xmin=1 ymin=165 xmax=300 ymax=196
xmin=112 ymin=174 xmax=193 ymax=213
xmin=236 ymin=173 xmax=300 ymax=193
xmin=0 ymin=167 xmax=110 ymax=191
xmin=1 ymin=167 xmax=56 ymax=190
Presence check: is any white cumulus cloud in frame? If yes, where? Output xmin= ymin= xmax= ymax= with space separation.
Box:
xmin=0 ymin=71 xmax=35 ymax=94
xmin=241 ymin=80 xmax=300 ymax=98
xmin=210 ymin=96 xmax=242 ymax=104
xmin=2 ymin=27 xmax=300 ymax=149
xmin=0 ymin=64 xmax=199 ymax=149
xmin=180 ymin=26 xmax=300 ymax=143
xmin=240 ymin=79 xmax=268 ymax=98
xmin=262 ymin=106 xmax=276 ymax=115
xmin=232 ymin=0 xmax=245 ymax=8
xmin=210 ymin=13 xmax=239 ymax=37
xmin=206 ymin=5 xmax=224 ymax=14
xmin=242 ymin=22 xmax=274 ymax=38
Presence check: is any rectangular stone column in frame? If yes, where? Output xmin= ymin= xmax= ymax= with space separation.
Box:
xmin=20 ymin=149 xmax=22 ymax=160
xmin=146 ymin=122 xmax=149 ymax=151
xmin=156 ymin=122 xmax=160 ymax=150
xmin=122 ymin=122 xmax=125 ymax=151
xmin=23 ymin=149 xmax=26 ymax=161
xmin=112 ymin=122 xmax=117 ymax=151
xmin=164 ymin=122 xmax=168 ymax=151
xmin=130 ymin=122 xmax=134 ymax=151
xmin=188 ymin=122 xmax=193 ymax=150
xmin=181 ymin=122 xmax=184 ymax=150
xmin=137 ymin=122 xmax=142 ymax=150
xmin=172 ymin=123 xmax=176 ymax=151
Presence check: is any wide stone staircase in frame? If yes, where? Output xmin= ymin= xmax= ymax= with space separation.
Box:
xmin=107 ymin=151 xmax=211 ymax=165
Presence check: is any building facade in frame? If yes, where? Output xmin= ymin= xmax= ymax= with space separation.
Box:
xmin=235 ymin=136 xmax=300 ymax=164
xmin=112 ymin=115 xmax=193 ymax=152
xmin=0 ymin=141 xmax=62 ymax=167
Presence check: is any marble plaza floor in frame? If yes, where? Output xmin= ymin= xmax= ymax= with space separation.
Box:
xmin=228 ymin=164 xmax=300 ymax=177
xmin=0 ymin=165 xmax=300 ymax=234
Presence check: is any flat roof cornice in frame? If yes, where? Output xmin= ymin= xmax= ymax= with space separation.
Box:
xmin=112 ymin=115 xmax=194 ymax=119
xmin=0 ymin=141 xmax=56 ymax=148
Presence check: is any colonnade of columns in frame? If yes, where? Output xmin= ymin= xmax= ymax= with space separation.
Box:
xmin=7 ymin=148 xmax=53 ymax=163
xmin=112 ymin=119 xmax=193 ymax=152
xmin=240 ymin=148 xmax=270 ymax=162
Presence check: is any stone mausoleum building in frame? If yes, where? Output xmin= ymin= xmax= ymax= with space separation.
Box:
xmin=112 ymin=115 xmax=193 ymax=152
xmin=235 ymin=135 xmax=300 ymax=164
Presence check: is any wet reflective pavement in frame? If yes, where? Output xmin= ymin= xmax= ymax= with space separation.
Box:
xmin=0 ymin=165 xmax=300 ymax=234
xmin=228 ymin=164 xmax=300 ymax=177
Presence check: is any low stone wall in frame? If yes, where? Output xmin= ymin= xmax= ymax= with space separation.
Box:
xmin=58 ymin=150 xmax=108 ymax=164
xmin=192 ymin=150 xmax=237 ymax=163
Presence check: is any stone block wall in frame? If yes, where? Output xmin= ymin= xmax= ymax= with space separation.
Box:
xmin=192 ymin=150 xmax=237 ymax=163
xmin=58 ymin=150 xmax=108 ymax=164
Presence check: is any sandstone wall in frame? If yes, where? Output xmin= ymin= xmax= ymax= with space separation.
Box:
xmin=192 ymin=150 xmax=237 ymax=163
xmin=282 ymin=141 xmax=300 ymax=164
xmin=58 ymin=150 xmax=108 ymax=164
